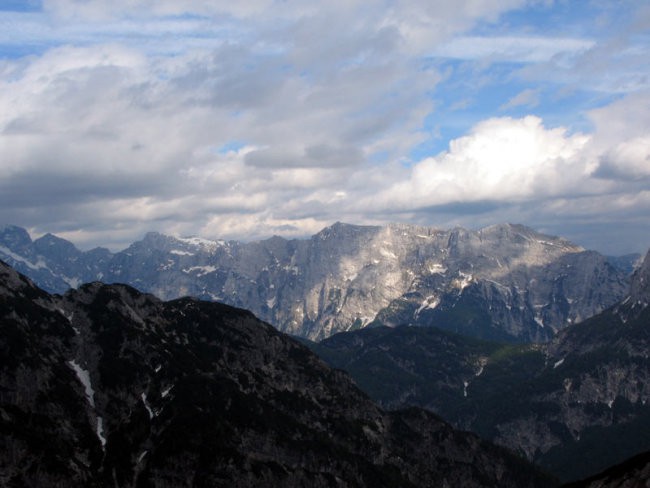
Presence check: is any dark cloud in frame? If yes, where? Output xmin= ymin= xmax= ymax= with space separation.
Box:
xmin=244 ymin=144 xmax=364 ymax=168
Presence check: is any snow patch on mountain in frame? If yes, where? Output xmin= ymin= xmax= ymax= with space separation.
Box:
xmin=68 ymin=360 xmax=95 ymax=408
xmin=182 ymin=265 xmax=216 ymax=276
xmin=170 ymin=249 xmax=194 ymax=256
xmin=0 ymin=245 xmax=47 ymax=271
xmin=141 ymin=392 xmax=154 ymax=419
xmin=415 ymin=295 xmax=440 ymax=317
xmin=176 ymin=236 xmax=223 ymax=250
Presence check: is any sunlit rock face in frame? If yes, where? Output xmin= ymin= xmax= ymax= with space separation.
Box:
xmin=0 ymin=222 xmax=632 ymax=341
xmin=0 ymin=260 xmax=556 ymax=488
xmin=307 ymin=250 xmax=650 ymax=483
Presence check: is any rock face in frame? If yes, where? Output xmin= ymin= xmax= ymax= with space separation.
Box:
xmin=308 ymin=250 xmax=650 ymax=483
xmin=0 ymin=222 xmax=630 ymax=341
xmin=0 ymin=260 xmax=557 ymax=487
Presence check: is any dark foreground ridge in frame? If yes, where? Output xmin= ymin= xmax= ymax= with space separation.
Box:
xmin=307 ymin=250 xmax=650 ymax=482
xmin=0 ymin=260 xmax=556 ymax=487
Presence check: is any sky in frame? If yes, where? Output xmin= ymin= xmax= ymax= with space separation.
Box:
xmin=0 ymin=0 xmax=649 ymax=255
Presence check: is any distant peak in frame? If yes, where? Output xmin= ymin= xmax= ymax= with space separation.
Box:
xmin=0 ymin=224 xmax=33 ymax=248
xmin=34 ymin=232 xmax=78 ymax=249
xmin=316 ymin=222 xmax=379 ymax=238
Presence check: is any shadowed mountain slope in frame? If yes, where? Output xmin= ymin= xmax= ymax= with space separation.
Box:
xmin=0 ymin=260 xmax=556 ymax=487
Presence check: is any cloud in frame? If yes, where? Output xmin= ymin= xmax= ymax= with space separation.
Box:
xmin=368 ymin=116 xmax=593 ymax=209
xmin=244 ymin=144 xmax=365 ymax=169
xmin=433 ymin=36 xmax=595 ymax=63
xmin=500 ymin=88 xmax=540 ymax=110
xmin=596 ymin=136 xmax=650 ymax=181
xmin=0 ymin=1 xmax=648 ymax=254
xmin=588 ymin=90 xmax=650 ymax=182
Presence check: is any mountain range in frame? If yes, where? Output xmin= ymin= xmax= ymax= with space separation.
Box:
xmin=0 ymin=259 xmax=556 ymax=487
xmin=308 ymin=249 xmax=650 ymax=482
xmin=0 ymin=223 xmax=637 ymax=342
xmin=1 ymin=219 xmax=648 ymax=485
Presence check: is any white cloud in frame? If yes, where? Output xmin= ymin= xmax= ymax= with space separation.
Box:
xmin=368 ymin=116 xmax=593 ymax=210
xmin=434 ymin=36 xmax=595 ymax=63
xmin=597 ymin=136 xmax=650 ymax=181
xmin=587 ymin=90 xmax=650 ymax=181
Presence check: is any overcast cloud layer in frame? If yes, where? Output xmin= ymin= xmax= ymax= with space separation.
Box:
xmin=0 ymin=0 xmax=649 ymax=254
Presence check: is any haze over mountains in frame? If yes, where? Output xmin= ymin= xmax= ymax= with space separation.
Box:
xmin=0 ymin=222 xmax=636 ymax=343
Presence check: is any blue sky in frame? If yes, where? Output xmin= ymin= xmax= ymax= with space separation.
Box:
xmin=0 ymin=0 xmax=649 ymax=254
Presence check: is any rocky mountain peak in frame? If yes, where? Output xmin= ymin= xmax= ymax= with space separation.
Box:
xmin=0 ymin=223 xmax=633 ymax=342
xmin=314 ymin=221 xmax=379 ymax=241
xmin=33 ymin=233 xmax=80 ymax=260
xmin=0 ymin=224 xmax=32 ymax=252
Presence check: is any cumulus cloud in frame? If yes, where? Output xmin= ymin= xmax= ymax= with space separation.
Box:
xmin=368 ymin=116 xmax=593 ymax=209
xmin=596 ymin=137 xmax=650 ymax=181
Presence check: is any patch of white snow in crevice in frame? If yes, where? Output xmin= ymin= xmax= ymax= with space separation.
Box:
xmin=463 ymin=381 xmax=469 ymax=398
xmin=554 ymin=358 xmax=565 ymax=369
xmin=96 ymin=417 xmax=107 ymax=447
xmin=0 ymin=246 xmax=49 ymax=271
xmin=428 ymin=263 xmax=447 ymax=275
xmin=474 ymin=357 xmax=488 ymax=377
xmin=182 ymin=265 xmax=217 ymax=276
xmin=415 ymin=295 xmax=440 ymax=317
xmin=535 ymin=316 xmax=545 ymax=328
xmin=266 ymin=296 xmax=276 ymax=309
xmin=170 ymin=249 xmax=194 ymax=256
xmin=69 ymin=360 xmax=107 ymax=449
xmin=58 ymin=309 xmax=80 ymax=334
xmin=176 ymin=236 xmax=223 ymax=249
xmin=68 ymin=360 xmax=95 ymax=408
xmin=62 ymin=275 xmax=81 ymax=288
xmin=161 ymin=385 xmax=174 ymax=398
xmin=454 ymin=271 xmax=473 ymax=291
xmin=141 ymin=393 xmax=154 ymax=419
xmin=137 ymin=450 xmax=148 ymax=464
